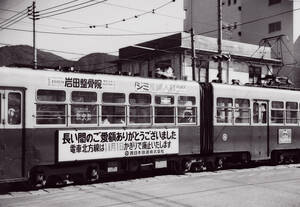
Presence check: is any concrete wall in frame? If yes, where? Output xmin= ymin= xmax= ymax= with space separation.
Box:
xmin=184 ymin=0 xmax=218 ymax=37
xmin=184 ymin=0 xmax=242 ymax=41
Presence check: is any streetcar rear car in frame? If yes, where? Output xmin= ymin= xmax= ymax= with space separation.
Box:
xmin=208 ymin=83 xmax=300 ymax=167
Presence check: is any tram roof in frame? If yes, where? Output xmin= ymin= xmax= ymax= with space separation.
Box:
xmin=0 ymin=66 xmax=200 ymax=95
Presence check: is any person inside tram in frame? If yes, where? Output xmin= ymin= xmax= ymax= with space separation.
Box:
xmin=180 ymin=111 xmax=193 ymax=123
xmin=102 ymin=116 xmax=110 ymax=124
xmin=8 ymin=107 xmax=20 ymax=125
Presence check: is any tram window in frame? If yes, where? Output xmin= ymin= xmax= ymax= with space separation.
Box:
xmin=72 ymin=91 xmax=97 ymax=102
xmin=154 ymin=95 xmax=175 ymax=124
xmin=36 ymin=104 xmax=66 ymax=125
xmin=7 ymin=92 xmax=21 ymax=125
xmin=37 ymin=90 xmax=65 ymax=102
xmin=103 ymin=93 xmax=125 ymax=103
xmin=102 ymin=105 xmax=125 ymax=124
xmin=129 ymin=93 xmax=151 ymax=105
xmin=155 ymin=95 xmax=174 ymax=105
xmin=286 ymin=102 xmax=298 ymax=124
xmin=129 ymin=93 xmax=151 ymax=124
xmin=253 ymin=102 xmax=267 ymax=124
xmin=71 ymin=105 xmax=97 ymax=124
xmin=234 ymin=99 xmax=250 ymax=124
xmin=70 ymin=91 xmax=98 ymax=124
xmin=216 ymin=98 xmax=233 ymax=123
xmin=101 ymin=93 xmax=126 ymax=124
xmin=178 ymin=96 xmax=196 ymax=124
xmin=271 ymin=101 xmax=284 ymax=124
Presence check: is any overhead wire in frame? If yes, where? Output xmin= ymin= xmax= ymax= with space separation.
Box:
xmin=0 ymin=7 xmax=28 ymax=26
xmin=0 ymin=14 xmax=29 ymax=30
xmin=0 ymin=7 xmax=29 ymax=30
xmin=70 ymin=0 xmax=176 ymax=29
xmin=0 ymin=26 xmax=182 ymax=36
xmin=38 ymin=0 xmax=81 ymax=12
xmin=38 ymin=0 xmax=108 ymax=19
xmin=2 ymin=4 xmax=300 ymax=72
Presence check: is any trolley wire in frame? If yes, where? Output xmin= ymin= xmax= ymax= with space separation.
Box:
xmin=38 ymin=0 xmax=108 ymax=19
xmin=66 ymin=0 xmax=176 ymax=29
xmin=38 ymin=0 xmax=81 ymax=13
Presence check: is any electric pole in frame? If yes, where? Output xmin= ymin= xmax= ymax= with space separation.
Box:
xmin=190 ymin=0 xmax=196 ymax=81
xmin=217 ymin=0 xmax=223 ymax=82
xmin=31 ymin=1 xmax=38 ymax=69
xmin=191 ymin=28 xmax=196 ymax=81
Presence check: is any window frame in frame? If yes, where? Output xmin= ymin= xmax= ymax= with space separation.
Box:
xmin=268 ymin=21 xmax=281 ymax=33
xmin=286 ymin=101 xmax=298 ymax=125
xmin=128 ymin=93 xmax=152 ymax=125
xmin=234 ymin=98 xmax=251 ymax=125
xmin=177 ymin=96 xmax=197 ymax=125
xmin=270 ymin=101 xmax=285 ymax=125
xmin=215 ymin=97 xmax=233 ymax=125
xmin=101 ymin=92 xmax=126 ymax=126
xmin=35 ymin=89 xmax=67 ymax=126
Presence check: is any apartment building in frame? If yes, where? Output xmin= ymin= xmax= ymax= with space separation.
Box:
xmin=184 ymin=0 xmax=300 ymax=85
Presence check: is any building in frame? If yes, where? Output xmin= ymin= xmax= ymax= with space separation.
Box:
xmin=184 ymin=0 xmax=300 ymax=85
xmin=116 ymin=32 xmax=281 ymax=85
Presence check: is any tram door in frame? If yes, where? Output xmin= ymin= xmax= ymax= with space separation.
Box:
xmin=0 ymin=89 xmax=24 ymax=181
xmin=251 ymin=100 xmax=269 ymax=160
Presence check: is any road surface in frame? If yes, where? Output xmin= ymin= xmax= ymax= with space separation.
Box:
xmin=1 ymin=164 xmax=300 ymax=207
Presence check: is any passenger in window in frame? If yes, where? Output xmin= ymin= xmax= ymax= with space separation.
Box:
xmin=8 ymin=107 xmax=20 ymax=125
xmin=180 ymin=111 xmax=193 ymax=123
xmin=102 ymin=116 xmax=110 ymax=124
xmin=261 ymin=104 xmax=267 ymax=123
xmin=118 ymin=117 xmax=125 ymax=124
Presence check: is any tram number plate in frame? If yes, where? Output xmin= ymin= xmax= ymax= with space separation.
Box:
xmin=155 ymin=160 xmax=167 ymax=169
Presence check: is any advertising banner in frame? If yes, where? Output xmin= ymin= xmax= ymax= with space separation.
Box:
xmin=58 ymin=128 xmax=179 ymax=162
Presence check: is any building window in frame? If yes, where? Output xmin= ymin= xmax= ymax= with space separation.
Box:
xmin=249 ymin=66 xmax=262 ymax=84
xmin=269 ymin=0 xmax=281 ymax=6
xmin=228 ymin=0 xmax=231 ymax=6
xmin=154 ymin=60 xmax=175 ymax=79
xmin=233 ymin=0 xmax=237 ymax=4
xmin=238 ymin=31 xmax=242 ymax=36
xmin=269 ymin=21 xmax=281 ymax=33
xmin=238 ymin=6 xmax=242 ymax=11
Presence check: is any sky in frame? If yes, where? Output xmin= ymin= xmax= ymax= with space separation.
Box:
xmin=0 ymin=0 xmax=185 ymax=60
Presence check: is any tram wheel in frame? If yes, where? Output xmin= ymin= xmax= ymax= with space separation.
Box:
xmin=29 ymin=171 xmax=46 ymax=188
xmin=85 ymin=166 xmax=100 ymax=183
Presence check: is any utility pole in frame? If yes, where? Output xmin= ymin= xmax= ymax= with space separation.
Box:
xmin=217 ymin=0 xmax=222 ymax=82
xmin=190 ymin=0 xmax=196 ymax=81
xmin=32 ymin=1 xmax=38 ymax=69
xmin=191 ymin=28 xmax=196 ymax=81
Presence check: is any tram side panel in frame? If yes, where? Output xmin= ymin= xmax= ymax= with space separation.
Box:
xmin=178 ymin=126 xmax=200 ymax=155
xmin=211 ymin=84 xmax=269 ymax=161
xmin=0 ymin=128 xmax=23 ymax=180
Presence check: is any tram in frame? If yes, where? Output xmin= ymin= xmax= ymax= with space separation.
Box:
xmin=0 ymin=66 xmax=299 ymax=186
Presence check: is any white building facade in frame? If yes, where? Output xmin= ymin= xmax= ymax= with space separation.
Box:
xmin=184 ymin=0 xmax=300 ymax=86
